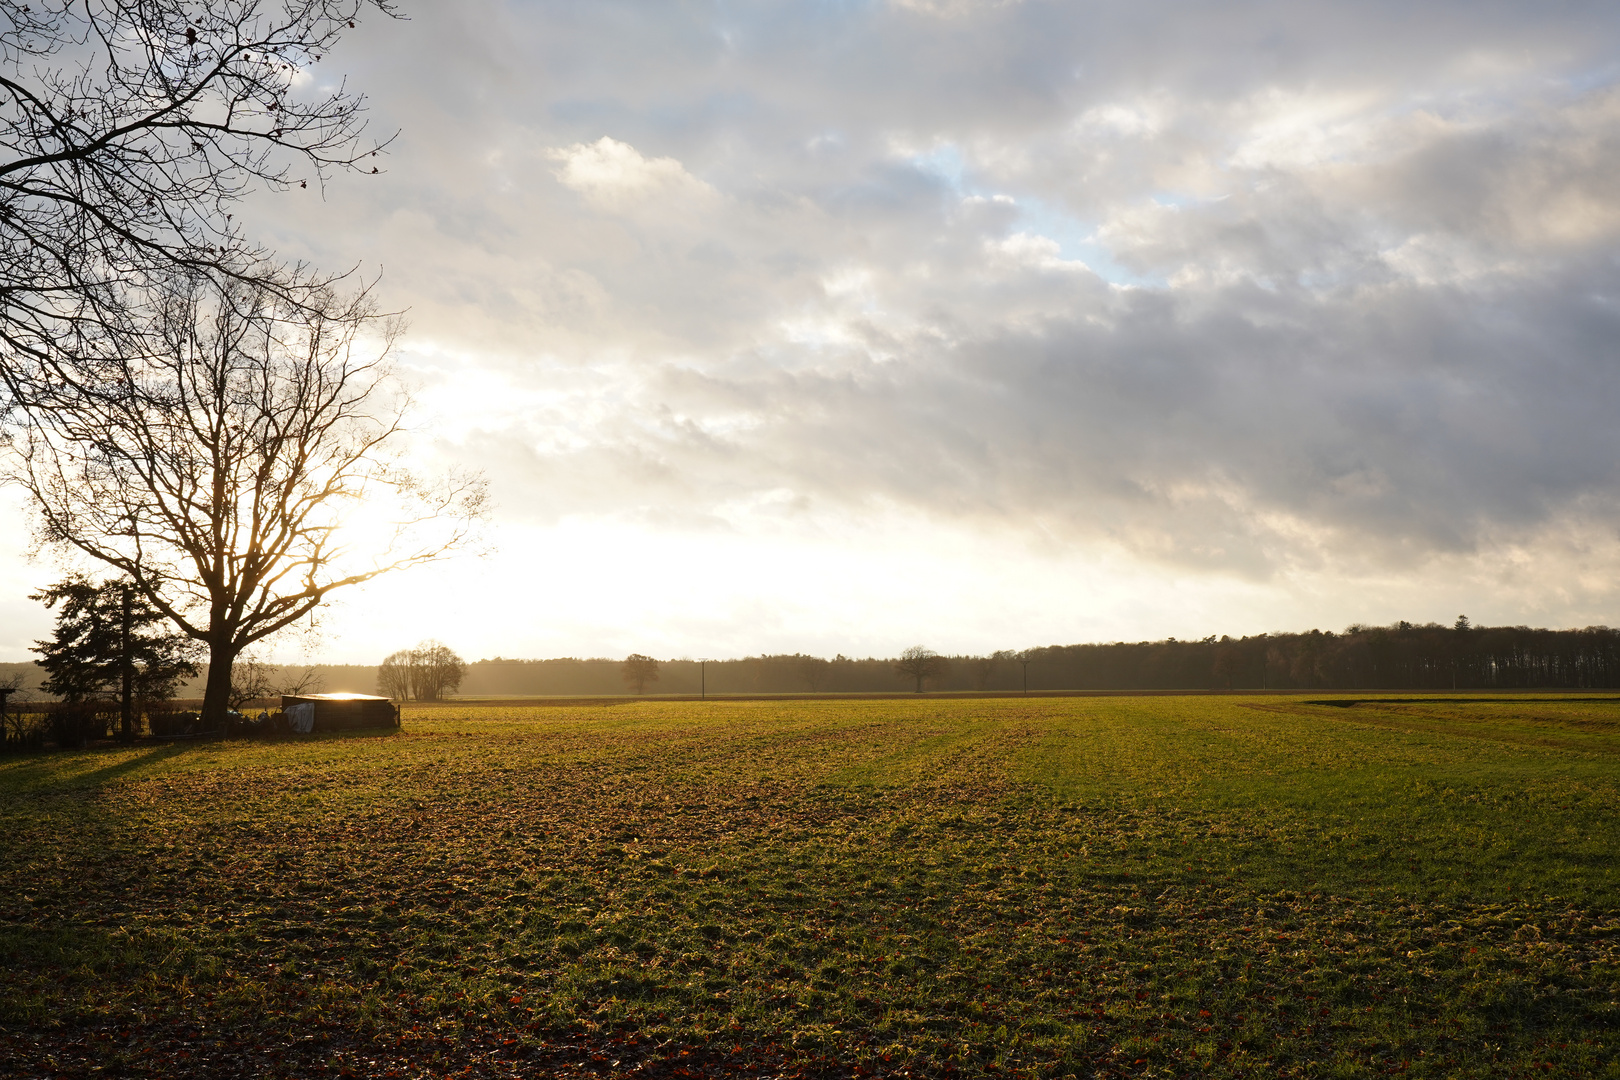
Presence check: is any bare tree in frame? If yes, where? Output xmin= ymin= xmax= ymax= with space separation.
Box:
xmin=377 ymin=647 xmax=410 ymax=701
xmin=278 ymin=663 xmax=326 ymax=698
xmin=0 ymin=670 xmax=34 ymax=744
xmin=376 ymin=640 xmax=464 ymax=701
xmin=229 ymin=653 xmax=277 ymax=711
xmin=796 ymin=654 xmax=831 ymax=692
xmin=4 ymin=269 xmax=486 ymax=727
xmin=0 ymin=0 xmax=397 ymax=376
xmin=229 ymin=652 xmax=322 ymax=709
xmin=894 ymin=646 xmax=947 ymax=693
xmin=408 ymin=640 xmax=464 ymax=702
xmin=971 ymin=649 xmax=1015 ymax=691
xmin=622 ymin=654 xmax=659 ymax=695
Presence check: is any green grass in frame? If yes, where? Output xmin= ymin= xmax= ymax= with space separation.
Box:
xmin=1 ymin=695 xmax=1617 ymax=1078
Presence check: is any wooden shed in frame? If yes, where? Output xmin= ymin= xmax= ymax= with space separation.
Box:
xmin=281 ymin=693 xmax=400 ymax=734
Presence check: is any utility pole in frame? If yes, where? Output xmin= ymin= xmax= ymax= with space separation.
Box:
xmin=1018 ymin=655 xmax=1032 ymax=695
xmin=699 ymin=658 xmax=709 ymax=701
xmin=120 ymin=584 xmax=134 ymax=743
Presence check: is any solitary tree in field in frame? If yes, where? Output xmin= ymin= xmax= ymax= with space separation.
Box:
xmin=377 ymin=641 xmax=467 ymax=702
xmin=894 ymin=646 xmax=948 ymax=693
xmin=412 ymin=642 xmax=468 ymax=701
xmin=4 ymin=271 xmax=486 ymax=728
xmin=622 ymin=654 xmax=660 ymax=695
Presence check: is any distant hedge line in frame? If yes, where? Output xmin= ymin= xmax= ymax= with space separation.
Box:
xmin=461 ymin=623 xmax=1620 ymax=693
xmin=7 ymin=622 xmax=1618 ymax=699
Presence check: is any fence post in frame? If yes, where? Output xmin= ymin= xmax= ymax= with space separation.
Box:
xmin=120 ymin=585 xmax=134 ymax=743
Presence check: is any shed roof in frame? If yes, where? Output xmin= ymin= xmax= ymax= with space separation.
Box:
xmin=282 ymin=693 xmax=391 ymax=704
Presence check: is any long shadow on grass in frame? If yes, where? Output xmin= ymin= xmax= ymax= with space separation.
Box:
xmin=1 ymin=729 xmax=404 ymax=793
xmin=0 ymin=743 xmax=199 ymax=794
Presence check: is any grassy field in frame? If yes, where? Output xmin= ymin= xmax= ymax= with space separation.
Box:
xmin=1 ymin=695 xmax=1617 ymax=1079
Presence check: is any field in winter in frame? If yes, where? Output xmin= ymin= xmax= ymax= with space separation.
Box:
xmin=2 ymin=695 xmax=1617 ymax=1079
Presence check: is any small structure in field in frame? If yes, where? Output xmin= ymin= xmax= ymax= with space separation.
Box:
xmin=281 ymin=693 xmax=400 ymax=734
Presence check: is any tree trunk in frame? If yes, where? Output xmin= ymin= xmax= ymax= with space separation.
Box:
xmin=202 ymin=641 xmax=236 ymax=730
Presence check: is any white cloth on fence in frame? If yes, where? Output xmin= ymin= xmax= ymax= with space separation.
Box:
xmin=286 ymin=703 xmax=315 ymax=734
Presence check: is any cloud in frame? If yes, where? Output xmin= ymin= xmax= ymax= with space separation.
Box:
xmin=230 ymin=0 xmax=1620 ymax=625
xmin=890 ymin=0 xmax=1024 ymax=19
xmin=547 ymin=137 xmax=717 ymax=209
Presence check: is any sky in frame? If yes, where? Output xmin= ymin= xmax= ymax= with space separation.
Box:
xmin=7 ymin=0 xmax=1620 ymax=664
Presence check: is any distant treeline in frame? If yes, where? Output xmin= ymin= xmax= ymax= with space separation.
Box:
xmin=6 ymin=621 xmax=1620 ymax=699
xmin=460 ymin=621 xmax=1620 ymax=693
xmin=1000 ymin=621 xmax=1620 ymax=692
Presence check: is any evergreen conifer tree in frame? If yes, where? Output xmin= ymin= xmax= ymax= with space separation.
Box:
xmin=31 ymin=577 xmax=200 ymax=738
